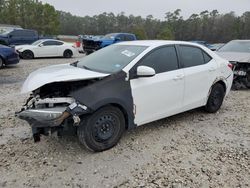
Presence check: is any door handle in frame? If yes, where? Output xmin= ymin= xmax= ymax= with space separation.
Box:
xmin=173 ymin=75 xmax=184 ymax=81
xmin=209 ymin=67 xmax=216 ymax=72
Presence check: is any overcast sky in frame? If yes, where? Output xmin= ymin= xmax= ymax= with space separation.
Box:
xmin=41 ymin=0 xmax=250 ymax=19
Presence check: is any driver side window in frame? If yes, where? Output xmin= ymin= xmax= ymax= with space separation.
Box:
xmin=138 ymin=46 xmax=179 ymax=74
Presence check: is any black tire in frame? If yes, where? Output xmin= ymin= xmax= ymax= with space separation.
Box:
xmin=0 ymin=57 xmax=3 ymax=68
xmin=205 ymin=83 xmax=225 ymax=113
xmin=77 ymin=106 xmax=125 ymax=152
xmin=63 ymin=50 xmax=73 ymax=58
xmin=22 ymin=50 xmax=34 ymax=59
xmin=245 ymin=71 xmax=250 ymax=89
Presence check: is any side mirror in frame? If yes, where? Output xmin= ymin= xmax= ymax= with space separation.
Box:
xmin=137 ymin=66 xmax=156 ymax=77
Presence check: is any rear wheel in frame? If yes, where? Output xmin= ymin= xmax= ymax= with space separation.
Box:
xmin=22 ymin=50 xmax=34 ymax=59
xmin=205 ymin=83 xmax=225 ymax=113
xmin=63 ymin=50 xmax=73 ymax=58
xmin=77 ymin=106 xmax=125 ymax=152
xmin=0 ymin=57 xmax=3 ymax=68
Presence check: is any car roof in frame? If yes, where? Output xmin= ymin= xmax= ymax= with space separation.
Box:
xmin=39 ymin=39 xmax=64 ymax=43
xmin=115 ymin=40 xmax=205 ymax=48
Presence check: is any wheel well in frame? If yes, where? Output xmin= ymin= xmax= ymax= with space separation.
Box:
xmin=64 ymin=49 xmax=72 ymax=53
xmin=22 ymin=50 xmax=34 ymax=57
xmin=103 ymin=103 xmax=129 ymax=130
xmin=214 ymin=80 xmax=226 ymax=93
xmin=23 ymin=49 xmax=33 ymax=54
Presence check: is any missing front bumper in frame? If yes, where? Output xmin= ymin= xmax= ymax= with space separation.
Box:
xmin=17 ymin=107 xmax=69 ymax=127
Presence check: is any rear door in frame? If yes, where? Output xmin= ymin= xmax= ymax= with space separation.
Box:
xmin=130 ymin=46 xmax=185 ymax=125
xmin=178 ymin=45 xmax=217 ymax=111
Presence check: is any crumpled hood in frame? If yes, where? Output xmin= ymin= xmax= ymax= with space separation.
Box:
xmin=216 ymin=52 xmax=250 ymax=63
xmin=21 ymin=64 xmax=109 ymax=93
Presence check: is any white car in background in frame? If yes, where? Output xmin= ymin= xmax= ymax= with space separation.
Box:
xmin=15 ymin=39 xmax=77 ymax=59
xmin=17 ymin=40 xmax=233 ymax=152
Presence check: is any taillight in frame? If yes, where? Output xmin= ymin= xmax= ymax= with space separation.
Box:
xmin=228 ymin=63 xmax=234 ymax=70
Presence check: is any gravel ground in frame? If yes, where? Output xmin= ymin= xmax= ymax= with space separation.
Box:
xmin=0 ymin=54 xmax=249 ymax=188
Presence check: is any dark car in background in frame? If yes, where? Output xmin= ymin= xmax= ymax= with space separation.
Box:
xmin=0 ymin=28 xmax=43 ymax=46
xmin=82 ymin=33 xmax=136 ymax=54
xmin=0 ymin=44 xmax=19 ymax=68
xmin=216 ymin=40 xmax=250 ymax=89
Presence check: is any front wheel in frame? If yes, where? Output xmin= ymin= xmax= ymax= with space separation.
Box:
xmin=77 ymin=106 xmax=125 ymax=152
xmin=22 ymin=50 xmax=34 ymax=59
xmin=205 ymin=83 xmax=225 ymax=113
xmin=63 ymin=50 xmax=73 ymax=58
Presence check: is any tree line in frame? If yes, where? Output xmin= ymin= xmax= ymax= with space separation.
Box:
xmin=1 ymin=0 xmax=250 ymax=43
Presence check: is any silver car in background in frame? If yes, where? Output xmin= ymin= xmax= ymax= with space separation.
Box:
xmin=216 ymin=40 xmax=250 ymax=89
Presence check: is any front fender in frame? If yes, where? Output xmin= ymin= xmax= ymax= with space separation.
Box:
xmin=70 ymin=71 xmax=136 ymax=129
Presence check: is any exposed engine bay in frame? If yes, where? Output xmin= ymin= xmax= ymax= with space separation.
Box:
xmin=17 ymin=79 xmax=100 ymax=141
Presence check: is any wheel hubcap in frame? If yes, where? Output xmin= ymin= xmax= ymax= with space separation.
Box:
xmin=93 ymin=115 xmax=116 ymax=142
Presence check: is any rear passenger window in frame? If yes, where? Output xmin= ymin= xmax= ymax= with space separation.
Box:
xmin=203 ymin=52 xmax=212 ymax=63
xmin=179 ymin=46 xmax=205 ymax=68
xmin=138 ymin=46 xmax=179 ymax=74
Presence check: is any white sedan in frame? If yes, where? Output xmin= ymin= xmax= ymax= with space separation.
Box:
xmin=18 ymin=40 xmax=233 ymax=152
xmin=15 ymin=39 xmax=77 ymax=59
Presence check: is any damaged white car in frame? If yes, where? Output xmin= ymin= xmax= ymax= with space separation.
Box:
xmin=17 ymin=41 xmax=233 ymax=152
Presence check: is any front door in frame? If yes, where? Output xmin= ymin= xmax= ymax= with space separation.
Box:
xmin=130 ymin=46 xmax=185 ymax=126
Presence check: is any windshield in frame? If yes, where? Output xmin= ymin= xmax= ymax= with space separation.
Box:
xmin=31 ymin=40 xmax=44 ymax=46
xmin=102 ymin=33 xmax=116 ymax=40
xmin=218 ymin=40 xmax=250 ymax=53
xmin=77 ymin=45 xmax=148 ymax=73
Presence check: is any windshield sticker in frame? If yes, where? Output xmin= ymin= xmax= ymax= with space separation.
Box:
xmin=121 ymin=50 xmax=135 ymax=57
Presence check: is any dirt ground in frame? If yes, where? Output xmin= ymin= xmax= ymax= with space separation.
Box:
xmin=0 ymin=54 xmax=249 ymax=188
